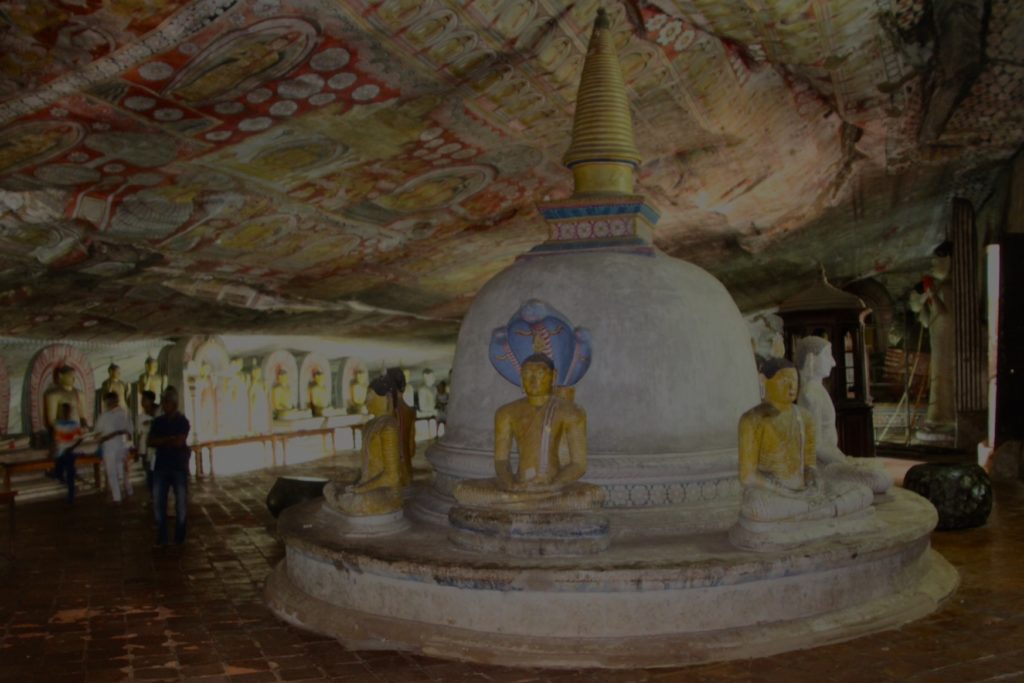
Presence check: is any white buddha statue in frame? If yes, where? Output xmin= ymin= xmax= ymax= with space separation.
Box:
xmin=416 ymin=369 xmax=436 ymax=417
xmin=795 ymin=336 xmax=892 ymax=495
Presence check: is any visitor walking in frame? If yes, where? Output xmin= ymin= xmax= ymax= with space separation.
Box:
xmin=49 ymin=402 xmax=85 ymax=502
xmin=147 ymin=387 xmax=191 ymax=545
xmin=138 ymin=390 xmax=160 ymax=495
xmin=94 ymin=392 xmax=133 ymax=503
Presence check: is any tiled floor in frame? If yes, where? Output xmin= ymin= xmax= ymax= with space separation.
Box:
xmin=1 ymin=456 xmax=1022 ymax=683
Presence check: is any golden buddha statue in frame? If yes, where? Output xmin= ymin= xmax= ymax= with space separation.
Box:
xmin=100 ymin=363 xmax=129 ymax=412
xmin=308 ymin=369 xmax=330 ymax=417
xmin=453 ymin=354 xmax=602 ymax=511
xmin=44 ymin=365 xmax=88 ymax=430
xmin=138 ymin=356 xmax=165 ymax=409
xmin=270 ymin=369 xmax=294 ymax=418
xmin=348 ymin=368 xmax=369 ymax=415
xmin=385 ymin=367 xmax=417 ymax=487
xmin=324 ymin=377 xmax=404 ymax=517
xmin=730 ymin=358 xmax=874 ymax=551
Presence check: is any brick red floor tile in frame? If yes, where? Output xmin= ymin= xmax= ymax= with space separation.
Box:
xmin=1 ymin=459 xmax=1022 ymax=683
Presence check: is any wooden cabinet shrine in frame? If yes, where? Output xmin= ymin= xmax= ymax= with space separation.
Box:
xmin=779 ymin=272 xmax=876 ymax=457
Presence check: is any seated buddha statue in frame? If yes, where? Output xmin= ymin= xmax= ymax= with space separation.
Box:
xmin=453 ymin=354 xmax=603 ymax=511
xmin=730 ymin=358 xmax=875 ymax=551
xmin=324 ymin=376 xmax=404 ymax=517
xmin=795 ymin=336 xmax=892 ymax=495
xmin=270 ymin=369 xmax=294 ymax=419
xmin=100 ymin=364 xmax=129 ymax=413
xmin=45 ymin=365 xmax=88 ymax=431
xmin=308 ymin=369 xmax=330 ymax=417
xmin=348 ymin=369 xmax=369 ymax=415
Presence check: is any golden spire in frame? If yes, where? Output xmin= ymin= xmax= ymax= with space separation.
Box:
xmin=562 ymin=8 xmax=642 ymax=196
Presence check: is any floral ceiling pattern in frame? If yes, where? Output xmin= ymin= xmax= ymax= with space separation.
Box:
xmin=0 ymin=0 xmax=1020 ymax=341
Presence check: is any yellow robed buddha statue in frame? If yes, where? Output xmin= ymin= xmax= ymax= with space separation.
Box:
xmin=270 ymin=369 xmax=294 ymax=419
xmin=730 ymin=358 xmax=874 ymax=551
xmin=453 ymin=354 xmax=602 ymax=511
xmin=100 ymin=363 xmax=129 ymax=412
xmin=45 ymin=365 xmax=88 ymax=430
xmin=308 ymin=369 xmax=330 ymax=417
xmin=324 ymin=376 xmax=404 ymax=517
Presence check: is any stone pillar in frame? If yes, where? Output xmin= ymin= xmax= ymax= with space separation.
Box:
xmin=950 ymin=199 xmax=987 ymax=448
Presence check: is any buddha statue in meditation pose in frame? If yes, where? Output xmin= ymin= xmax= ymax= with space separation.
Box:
xmin=45 ymin=365 xmax=88 ymax=430
xmin=453 ymin=354 xmax=603 ymax=511
xmin=308 ymin=370 xmax=330 ymax=417
xmin=325 ymin=376 xmax=404 ymax=517
xmin=795 ymin=336 xmax=892 ymax=495
xmin=348 ymin=369 xmax=369 ymax=415
xmin=271 ymin=369 xmax=294 ymax=419
xmin=729 ymin=358 xmax=874 ymax=551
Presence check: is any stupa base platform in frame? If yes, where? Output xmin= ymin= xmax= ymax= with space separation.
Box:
xmin=448 ymin=505 xmax=610 ymax=557
xmin=265 ymin=487 xmax=957 ymax=669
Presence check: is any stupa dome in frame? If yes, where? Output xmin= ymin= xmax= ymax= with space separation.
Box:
xmin=424 ymin=249 xmax=759 ymax=526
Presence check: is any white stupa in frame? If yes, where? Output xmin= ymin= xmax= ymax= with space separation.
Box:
xmin=266 ymin=10 xmax=956 ymax=668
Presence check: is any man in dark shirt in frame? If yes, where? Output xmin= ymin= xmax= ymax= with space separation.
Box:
xmin=148 ymin=387 xmax=191 ymax=545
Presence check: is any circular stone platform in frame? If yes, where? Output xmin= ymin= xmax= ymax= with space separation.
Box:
xmin=265 ymin=487 xmax=957 ymax=669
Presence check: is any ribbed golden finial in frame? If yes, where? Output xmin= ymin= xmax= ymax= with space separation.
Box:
xmin=563 ymin=8 xmax=642 ymax=195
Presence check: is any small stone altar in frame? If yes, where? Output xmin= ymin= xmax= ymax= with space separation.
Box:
xmin=266 ymin=10 xmax=957 ymax=669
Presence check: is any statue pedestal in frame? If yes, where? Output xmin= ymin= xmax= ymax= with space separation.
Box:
xmin=449 ymin=506 xmax=610 ymax=557
xmin=323 ymin=504 xmax=410 ymax=538
xmin=266 ymin=487 xmax=957 ymax=668
xmin=729 ymin=508 xmax=880 ymax=552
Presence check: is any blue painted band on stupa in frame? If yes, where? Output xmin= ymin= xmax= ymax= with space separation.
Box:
xmin=539 ymin=202 xmax=660 ymax=224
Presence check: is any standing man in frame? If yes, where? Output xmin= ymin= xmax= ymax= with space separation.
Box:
xmin=138 ymin=390 xmax=160 ymax=495
xmin=94 ymin=392 xmax=133 ymax=503
xmin=49 ymin=402 xmax=85 ymax=502
xmin=147 ymin=387 xmax=191 ymax=545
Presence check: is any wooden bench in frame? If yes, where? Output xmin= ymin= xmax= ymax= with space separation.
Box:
xmin=191 ymin=434 xmax=277 ymax=478
xmin=2 ymin=455 xmax=102 ymax=492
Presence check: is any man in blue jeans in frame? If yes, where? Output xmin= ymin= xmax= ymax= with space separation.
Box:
xmin=147 ymin=387 xmax=191 ymax=545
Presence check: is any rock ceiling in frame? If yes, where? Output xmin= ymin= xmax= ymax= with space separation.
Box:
xmin=0 ymin=0 xmax=1020 ymax=343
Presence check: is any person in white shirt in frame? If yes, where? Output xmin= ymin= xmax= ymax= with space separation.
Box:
xmin=138 ymin=390 xmax=161 ymax=495
xmin=95 ymin=392 xmax=134 ymax=503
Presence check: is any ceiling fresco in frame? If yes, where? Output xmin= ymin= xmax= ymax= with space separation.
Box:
xmin=0 ymin=0 xmax=1021 ymax=342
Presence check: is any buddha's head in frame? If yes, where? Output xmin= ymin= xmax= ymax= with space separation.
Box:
xmin=794 ymin=336 xmax=833 ymax=382
xmin=313 ymin=370 xmax=327 ymax=387
xmin=145 ymin=356 xmax=158 ymax=375
xmin=931 ymin=241 xmax=952 ymax=280
xmin=57 ymin=365 xmax=75 ymax=390
xmin=355 ymin=369 xmax=368 ymax=385
xmin=230 ymin=358 xmax=243 ymax=375
xmin=520 ymin=354 xmax=555 ymax=399
xmin=108 ymin=363 xmax=121 ymax=381
xmin=762 ymin=358 xmax=798 ymax=407
xmin=367 ymin=376 xmax=393 ymax=417
xmin=276 ymin=369 xmax=289 ymax=386
xmin=252 ymin=366 xmax=263 ymax=383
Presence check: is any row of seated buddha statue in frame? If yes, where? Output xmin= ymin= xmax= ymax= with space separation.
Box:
xmin=323 ymin=300 xmax=607 ymax=554
xmin=43 ymin=357 xmax=165 ymax=433
xmin=346 ymin=367 xmax=446 ymax=419
xmin=321 ymin=303 xmax=892 ymax=558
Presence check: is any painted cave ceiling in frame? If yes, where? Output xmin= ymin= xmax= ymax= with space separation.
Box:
xmin=0 ymin=0 xmax=1020 ymax=342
